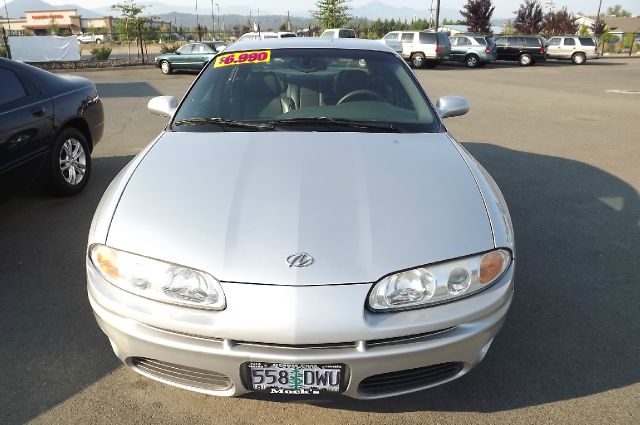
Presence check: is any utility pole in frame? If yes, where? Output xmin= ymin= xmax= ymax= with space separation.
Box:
xmin=596 ymin=0 xmax=604 ymax=56
xmin=211 ymin=0 xmax=219 ymax=38
xmin=195 ymin=0 xmax=200 ymax=41
xmin=435 ymin=0 xmax=441 ymax=32
xmin=216 ymin=3 xmax=220 ymax=40
xmin=2 ymin=0 xmax=11 ymax=58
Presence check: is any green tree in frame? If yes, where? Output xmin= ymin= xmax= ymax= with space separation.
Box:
xmin=578 ymin=24 xmax=590 ymax=36
xmin=48 ymin=17 xmax=60 ymax=35
xmin=312 ymin=0 xmax=352 ymax=29
xmin=111 ymin=1 xmax=155 ymax=63
xmin=460 ymin=0 xmax=495 ymax=34
xmin=513 ymin=0 xmax=543 ymax=34
xmin=606 ymin=5 xmax=632 ymax=17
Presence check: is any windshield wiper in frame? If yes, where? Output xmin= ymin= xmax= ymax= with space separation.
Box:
xmin=172 ymin=117 xmax=275 ymax=131
xmin=269 ymin=117 xmax=404 ymax=133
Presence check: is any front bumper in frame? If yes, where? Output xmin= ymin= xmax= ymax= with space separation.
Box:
xmin=88 ymin=262 xmax=514 ymax=399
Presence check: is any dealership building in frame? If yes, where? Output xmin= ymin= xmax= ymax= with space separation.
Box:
xmin=1 ymin=8 xmax=170 ymax=36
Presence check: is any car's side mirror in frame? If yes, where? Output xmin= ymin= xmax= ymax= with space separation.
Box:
xmin=148 ymin=96 xmax=178 ymax=118
xmin=436 ymin=96 xmax=469 ymax=119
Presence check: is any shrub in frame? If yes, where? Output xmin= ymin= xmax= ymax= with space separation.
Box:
xmin=91 ymin=45 xmax=112 ymax=60
xmin=160 ymin=42 xmax=180 ymax=54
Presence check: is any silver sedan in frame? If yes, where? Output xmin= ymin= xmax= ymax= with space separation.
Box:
xmin=87 ymin=38 xmax=514 ymax=399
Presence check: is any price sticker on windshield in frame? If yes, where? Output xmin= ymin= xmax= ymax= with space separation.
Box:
xmin=214 ymin=50 xmax=271 ymax=68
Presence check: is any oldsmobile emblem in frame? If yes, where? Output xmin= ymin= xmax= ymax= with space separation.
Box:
xmin=286 ymin=252 xmax=314 ymax=268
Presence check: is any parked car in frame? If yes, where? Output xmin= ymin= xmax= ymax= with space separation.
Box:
xmin=154 ymin=42 xmax=227 ymax=74
xmin=237 ymin=31 xmax=297 ymax=41
xmin=382 ymin=30 xmax=451 ymax=68
xmin=545 ymin=36 xmax=599 ymax=64
xmin=320 ymin=28 xmax=357 ymax=39
xmin=449 ymin=34 xmax=497 ymax=68
xmin=77 ymin=33 xmax=105 ymax=44
xmin=88 ymin=38 xmax=514 ymax=399
xmin=0 ymin=58 xmax=104 ymax=196
xmin=493 ymin=35 xmax=547 ymax=66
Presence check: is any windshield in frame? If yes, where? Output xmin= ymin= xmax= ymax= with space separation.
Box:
xmin=173 ymin=48 xmax=440 ymax=133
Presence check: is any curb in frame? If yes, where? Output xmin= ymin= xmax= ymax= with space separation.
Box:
xmin=48 ymin=64 xmax=157 ymax=73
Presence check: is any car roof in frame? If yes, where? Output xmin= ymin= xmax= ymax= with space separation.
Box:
xmin=227 ymin=38 xmax=396 ymax=53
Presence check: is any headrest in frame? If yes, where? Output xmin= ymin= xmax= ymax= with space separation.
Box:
xmin=245 ymin=72 xmax=282 ymax=96
xmin=334 ymin=69 xmax=370 ymax=93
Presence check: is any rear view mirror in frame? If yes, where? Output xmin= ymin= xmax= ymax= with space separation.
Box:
xmin=436 ymin=96 xmax=469 ymax=119
xmin=148 ymin=96 xmax=178 ymax=118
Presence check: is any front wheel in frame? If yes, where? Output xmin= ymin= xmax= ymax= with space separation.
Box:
xmin=160 ymin=60 xmax=172 ymax=75
xmin=519 ymin=53 xmax=532 ymax=66
xmin=410 ymin=53 xmax=426 ymax=69
xmin=466 ymin=54 xmax=480 ymax=68
xmin=572 ymin=53 xmax=586 ymax=65
xmin=48 ymin=128 xmax=91 ymax=196
xmin=95 ymin=38 xmax=102 ymax=44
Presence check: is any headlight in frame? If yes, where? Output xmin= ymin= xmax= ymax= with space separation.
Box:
xmin=368 ymin=249 xmax=511 ymax=311
xmin=89 ymin=244 xmax=226 ymax=310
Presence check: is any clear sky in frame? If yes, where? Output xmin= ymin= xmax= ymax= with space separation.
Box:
xmin=43 ymin=0 xmax=640 ymax=18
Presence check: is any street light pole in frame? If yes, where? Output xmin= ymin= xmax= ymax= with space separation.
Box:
xmin=211 ymin=0 xmax=216 ymax=38
xmin=215 ymin=3 xmax=220 ymax=40
xmin=195 ymin=0 xmax=200 ymax=41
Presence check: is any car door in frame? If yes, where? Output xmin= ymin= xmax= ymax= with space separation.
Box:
xmin=494 ymin=37 xmax=508 ymax=60
xmin=397 ymin=32 xmax=413 ymax=58
xmin=173 ymin=44 xmax=194 ymax=70
xmin=452 ymin=36 xmax=470 ymax=61
xmin=546 ymin=37 xmax=561 ymax=58
xmin=0 ymin=65 xmax=54 ymax=194
xmin=561 ymin=37 xmax=576 ymax=59
xmin=449 ymin=37 xmax=460 ymax=60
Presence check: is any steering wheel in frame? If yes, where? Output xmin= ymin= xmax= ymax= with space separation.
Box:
xmin=337 ymin=89 xmax=385 ymax=105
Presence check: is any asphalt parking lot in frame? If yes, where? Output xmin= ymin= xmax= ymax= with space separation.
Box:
xmin=1 ymin=58 xmax=639 ymax=424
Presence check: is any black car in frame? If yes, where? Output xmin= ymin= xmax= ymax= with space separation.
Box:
xmin=493 ymin=35 xmax=547 ymax=66
xmin=0 ymin=58 xmax=104 ymax=196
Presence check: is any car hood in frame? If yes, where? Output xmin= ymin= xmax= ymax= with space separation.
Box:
xmin=107 ymin=131 xmax=493 ymax=285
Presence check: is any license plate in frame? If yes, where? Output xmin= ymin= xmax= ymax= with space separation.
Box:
xmin=246 ymin=362 xmax=345 ymax=395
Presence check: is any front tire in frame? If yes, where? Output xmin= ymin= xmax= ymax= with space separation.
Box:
xmin=519 ymin=53 xmax=532 ymax=66
xmin=466 ymin=54 xmax=480 ymax=68
xmin=48 ymin=128 xmax=91 ymax=196
xmin=95 ymin=38 xmax=102 ymax=44
xmin=160 ymin=60 xmax=172 ymax=75
xmin=572 ymin=52 xmax=586 ymax=65
xmin=410 ymin=53 xmax=426 ymax=69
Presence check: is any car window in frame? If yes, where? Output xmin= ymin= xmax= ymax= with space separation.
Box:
xmin=494 ymin=37 xmax=506 ymax=47
xmin=524 ymin=37 xmax=541 ymax=47
xmin=401 ymin=33 xmax=414 ymax=43
xmin=0 ymin=68 xmax=27 ymax=106
xmin=419 ymin=32 xmax=435 ymax=44
xmin=436 ymin=33 xmax=449 ymax=45
xmin=457 ymin=37 xmax=471 ymax=46
xmin=383 ymin=32 xmax=399 ymax=41
xmin=339 ymin=30 xmax=355 ymax=38
xmin=473 ymin=37 xmax=488 ymax=45
xmin=175 ymin=48 xmax=439 ymax=133
xmin=548 ymin=38 xmax=561 ymax=46
xmin=563 ymin=38 xmax=576 ymax=46
xmin=177 ymin=44 xmax=193 ymax=54
xmin=192 ymin=44 xmax=209 ymax=53
xmin=321 ymin=31 xmax=335 ymax=39
xmin=578 ymin=37 xmax=596 ymax=46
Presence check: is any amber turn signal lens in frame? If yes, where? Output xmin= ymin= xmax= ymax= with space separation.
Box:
xmin=479 ymin=251 xmax=507 ymax=284
xmin=95 ymin=246 xmax=119 ymax=280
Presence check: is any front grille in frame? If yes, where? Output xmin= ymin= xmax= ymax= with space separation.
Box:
xmin=130 ymin=357 xmax=232 ymax=392
xmin=359 ymin=362 xmax=463 ymax=395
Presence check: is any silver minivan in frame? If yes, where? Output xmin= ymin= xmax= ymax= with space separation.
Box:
xmin=382 ymin=31 xmax=451 ymax=68
xmin=546 ymin=36 xmax=599 ymax=64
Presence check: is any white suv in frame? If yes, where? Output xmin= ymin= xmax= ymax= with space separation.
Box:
xmin=546 ymin=36 xmax=599 ymax=64
xmin=382 ymin=31 xmax=451 ymax=68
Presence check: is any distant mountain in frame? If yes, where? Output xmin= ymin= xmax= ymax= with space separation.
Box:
xmin=3 ymin=0 xmax=102 ymax=18
xmin=97 ymin=2 xmax=274 ymax=18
